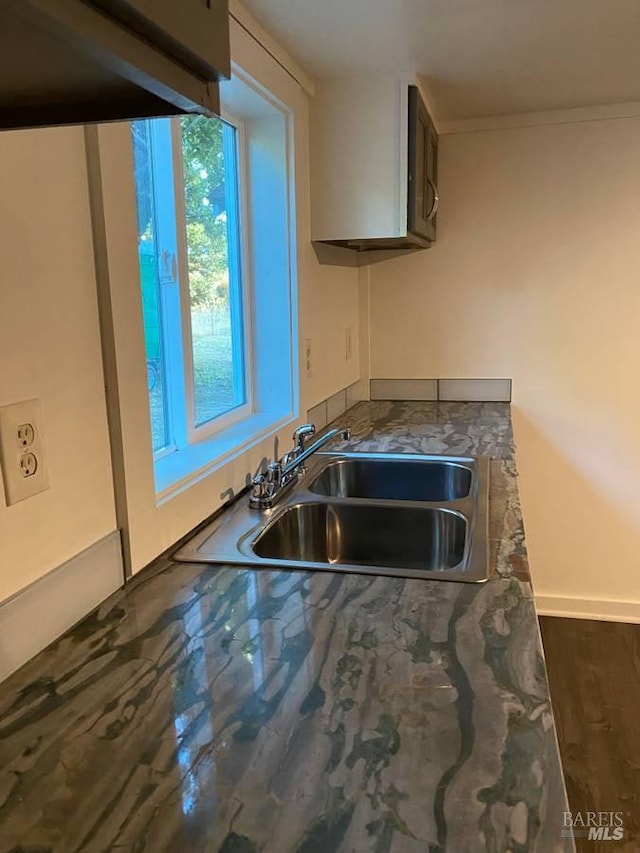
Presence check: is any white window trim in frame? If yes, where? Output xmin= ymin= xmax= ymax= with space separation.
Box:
xmin=150 ymin=102 xmax=298 ymax=499
xmin=86 ymin=35 xmax=305 ymax=575
xmin=170 ymin=113 xmax=256 ymax=448
xmin=155 ymin=409 xmax=295 ymax=502
xmin=142 ymin=117 xmax=187 ymax=457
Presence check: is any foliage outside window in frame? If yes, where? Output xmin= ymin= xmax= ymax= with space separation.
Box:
xmin=131 ymin=114 xmax=248 ymax=456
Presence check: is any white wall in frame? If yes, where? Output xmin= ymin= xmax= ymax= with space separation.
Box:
xmin=301 ymin=259 xmax=360 ymax=407
xmin=227 ymin=3 xmax=361 ymax=413
xmin=369 ymin=114 xmax=640 ymax=617
xmin=0 ymin=126 xmax=117 ymax=603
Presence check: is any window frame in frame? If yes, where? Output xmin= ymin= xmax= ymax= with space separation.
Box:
xmin=87 ymin=42 xmax=302 ymax=577
xmin=132 ymin=117 xmax=185 ymax=459
xmin=140 ymin=110 xmax=256 ymax=459
xmin=152 ymin=119 xmax=188 ymax=457
xmin=180 ymin=110 xmax=254 ymax=445
xmin=131 ymin=82 xmax=298 ymax=501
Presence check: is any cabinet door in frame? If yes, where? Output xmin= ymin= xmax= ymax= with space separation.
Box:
xmin=407 ymin=86 xmax=438 ymax=243
xmin=90 ymin=0 xmax=230 ymax=80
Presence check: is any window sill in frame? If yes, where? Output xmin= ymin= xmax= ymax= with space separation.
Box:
xmin=154 ymin=409 xmax=295 ymax=504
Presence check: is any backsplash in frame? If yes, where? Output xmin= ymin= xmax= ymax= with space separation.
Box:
xmin=307 ymin=380 xmax=368 ymax=429
xmin=370 ymin=378 xmax=512 ymax=402
xmin=307 ymin=378 xmax=511 ymax=430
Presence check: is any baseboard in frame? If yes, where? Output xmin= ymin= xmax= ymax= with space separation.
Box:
xmin=536 ymin=594 xmax=640 ymax=624
xmin=0 ymin=531 xmax=124 ymax=683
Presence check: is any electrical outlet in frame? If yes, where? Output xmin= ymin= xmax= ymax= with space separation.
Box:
xmin=305 ymin=338 xmax=312 ymax=378
xmin=0 ymin=399 xmax=49 ymax=505
xmin=345 ymin=328 xmax=353 ymax=361
xmin=17 ymin=423 xmax=35 ymax=448
xmin=20 ymin=452 xmax=38 ymax=477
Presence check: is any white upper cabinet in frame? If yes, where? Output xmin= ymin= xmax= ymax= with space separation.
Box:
xmin=311 ymin=74 xmax=438 ymax=257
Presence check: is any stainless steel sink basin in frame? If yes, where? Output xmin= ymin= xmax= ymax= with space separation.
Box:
xmin=252 ymin=502 xmax=466 ymax=573
xmin=308 ymin=457 xmax=471 ymax=501
xmin=174 ymin=451 xmax=489 ymax=583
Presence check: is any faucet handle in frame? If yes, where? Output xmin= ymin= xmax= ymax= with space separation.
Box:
xmin=266 ymin=461 xmax=283 ymax=485
xmin=253 ymin=462 xmax=281 ymax=491
xmin=251 ymin=471 xmax=267 ymax=501
xmin=293 ymin=423 xmax=316 ymax=452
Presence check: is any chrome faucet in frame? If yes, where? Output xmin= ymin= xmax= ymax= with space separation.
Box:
xmin=250 ymin=423 xmax=351 ymax=509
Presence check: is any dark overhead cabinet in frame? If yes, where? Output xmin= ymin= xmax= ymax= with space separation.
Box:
xmin=0 ymin=0 xmax=230 ymax=130
xmin=408 ymin=85 xmax=439 ymax=245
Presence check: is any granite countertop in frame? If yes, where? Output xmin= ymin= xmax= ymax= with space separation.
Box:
xmin=0 ymin=402 xmax=574 ymax=853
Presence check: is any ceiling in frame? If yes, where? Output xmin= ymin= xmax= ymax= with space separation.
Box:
xmin=240 ymin=0 xmax=640 ymax=121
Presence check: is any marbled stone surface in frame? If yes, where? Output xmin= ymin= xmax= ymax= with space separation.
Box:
xmin=0 ymin=402 xmax=573 ymax=853
xmin=332 ymin=401 xmax=529 ymax=581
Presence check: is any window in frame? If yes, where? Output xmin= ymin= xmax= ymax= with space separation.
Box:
xmin=87 ymin=52 xmax=300 ymax=571
xmin=125 ymin=68 xmax=297 ymax=499
xmin=131 ymin=113 xmax=250 ymax=458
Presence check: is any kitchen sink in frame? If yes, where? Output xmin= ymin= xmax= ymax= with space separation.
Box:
xmin=252 ymin=502 xmax=466 ymax=573
xmin=174 ymin=451 xmax=489 ymax=583
xmin=308 ymin=457 xmax=471 ymax=501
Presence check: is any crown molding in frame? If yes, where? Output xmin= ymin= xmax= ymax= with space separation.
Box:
xmin=229 ymin=0 xmax=316 ymax=96
xmin=438 ymin=100 xmax=640 ymax=135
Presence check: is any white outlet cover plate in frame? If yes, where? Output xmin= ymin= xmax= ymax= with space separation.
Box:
xmin=0 ymin=399 xmax=49 ymax=506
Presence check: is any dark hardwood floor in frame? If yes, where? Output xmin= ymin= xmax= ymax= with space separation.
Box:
xmin=540 ymin=617 xmax=640 ymax=853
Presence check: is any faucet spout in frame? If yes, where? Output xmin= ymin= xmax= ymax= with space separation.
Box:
xmin=281 ymin=426 xmax=351 ymax=477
